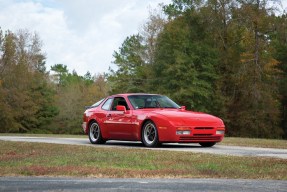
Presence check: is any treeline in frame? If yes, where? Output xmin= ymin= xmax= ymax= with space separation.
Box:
xmin=108 ymin=0 xmax=287 ymax=138
xmin=0 ymin=30 xmax=108 ymax=134
xmin=49 ymin=65 xmax=108 ymax=134
xmin=0 ymin=0 xmax=286 ymax=138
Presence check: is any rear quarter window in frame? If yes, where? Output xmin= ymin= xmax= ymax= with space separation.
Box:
xmin=91 ymin=98 xmax=104 ymax=107
xmin=102 ymin=98 xmax=113 ymax=110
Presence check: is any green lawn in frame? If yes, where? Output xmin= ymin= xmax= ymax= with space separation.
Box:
xmin=0 ymin=140 xmax=286 ymax=179
xmin=220 ymin=137 xmax=287 ymax=149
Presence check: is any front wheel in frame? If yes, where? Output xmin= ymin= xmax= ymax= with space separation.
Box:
xmin=89 ymin=121 xmax=106 ymax=144
xmin=142 ymin=121 xmax=160 ymax=147
xmin=199 ymin=142 xmax=216 ymax=147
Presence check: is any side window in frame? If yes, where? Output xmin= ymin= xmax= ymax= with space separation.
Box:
xmin=101 ymin=98 xmax=113 ymax=111
xmin=111 ymin=97 xmax=129 ymax=111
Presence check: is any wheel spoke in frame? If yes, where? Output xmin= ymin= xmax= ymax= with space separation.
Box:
xmin=144 ymin=123 xmax=157 ymax=145
xmin=94 ymin=127 xmax=99 ymax=138
xmin=146 ymin=129 xmax=150 ymax=135
xmin=94 ymin=129 xmax=98 ymax=138
xmin=90 ymin=123 xmax=100 ymax=142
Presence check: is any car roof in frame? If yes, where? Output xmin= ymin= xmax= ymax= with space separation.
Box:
xmin=111 ymin=93 xmax=160 ymax=97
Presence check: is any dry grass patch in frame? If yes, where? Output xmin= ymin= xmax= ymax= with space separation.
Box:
xmin=0 ymin=141 xmax=286 ymax=179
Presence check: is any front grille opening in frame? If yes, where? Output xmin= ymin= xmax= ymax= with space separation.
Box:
xmin=194 ymin=127 xmax=214 ymax=130
xmin=193 ymin=134 xmax=213 ymax=136
xmin=179 ymin=136 xmax=221 ymax=141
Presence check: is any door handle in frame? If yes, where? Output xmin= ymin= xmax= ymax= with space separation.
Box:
xmin=106 ymin=114 xmax=112 ymax=117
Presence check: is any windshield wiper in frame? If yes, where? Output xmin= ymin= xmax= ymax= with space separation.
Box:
xmin=137 ymin=107 xmax=158 ymax=109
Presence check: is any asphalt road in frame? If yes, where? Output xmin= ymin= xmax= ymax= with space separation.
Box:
xmin=0 ymin=136 xmax=287 ymax=159
xmin=0 ymin=177 xmax=286 ymax=192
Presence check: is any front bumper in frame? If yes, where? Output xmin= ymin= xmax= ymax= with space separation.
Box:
xmin=178 ymin=135 xmax=224 ymax=143
xmin=159 ymin=126 xmax=225 ymax=143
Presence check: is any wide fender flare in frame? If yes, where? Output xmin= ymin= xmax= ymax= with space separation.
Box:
xmin=145 ymin=115 xmax=175 ymax=142
xmin=87 ymin=114 xmax=109 ymax=138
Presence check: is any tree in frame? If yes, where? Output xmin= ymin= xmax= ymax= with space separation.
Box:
xmin=140 ymin=6 xmax=167 ymax=65
xmin=0 ymin=29 xmax=58 ymax=133
xmin=108 ymin=7 xmax=168 ymax=95
xmin=50 ymin=64 xmax=68 ymax=86
xmin=151 ymin=9 xmax=218 ymax=112
xmin=271 ymin=14 xmax=287 ymax=138
xmin=50 ymin=65 xmax=108 ymax=134
xmin=223 ymin=0 xmax=283 ymax=138
xmin=108 ymin=34 xmax=148 ymax=93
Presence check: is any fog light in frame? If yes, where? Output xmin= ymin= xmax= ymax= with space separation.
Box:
xmin=176 ymin=130 xmax=190 ymax=135
xmin=216 ymin=130 xmax=225 ymax=135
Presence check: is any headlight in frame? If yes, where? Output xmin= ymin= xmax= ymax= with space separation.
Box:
xmin=216 ymin=130 xmax=225 ymax=135
xmin=176 ymin=130 xmax=191 ymax=135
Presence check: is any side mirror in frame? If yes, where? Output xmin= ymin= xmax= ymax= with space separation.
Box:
xmin=116 ymin=105 xmax=126 ymax=113
xmin=180 ymin=106 xmax=186 ymax=110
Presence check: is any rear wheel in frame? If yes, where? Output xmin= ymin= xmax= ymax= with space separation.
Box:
xmin=199 ymin=142 xmax=216 ymax=147
xmin=89 ymin=121 xmax=106 ymax=144
xmin=142 ymin=121 xmax=160 ymax=147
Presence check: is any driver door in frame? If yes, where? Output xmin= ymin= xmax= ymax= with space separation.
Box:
xmin=106 ymin=97 xmax=135 ymax=140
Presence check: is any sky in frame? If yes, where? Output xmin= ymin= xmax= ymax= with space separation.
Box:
xmin=0 ymin=0 xmax=286 ymax=76
xmin=0 ymin=0 xmax=172 ymax=75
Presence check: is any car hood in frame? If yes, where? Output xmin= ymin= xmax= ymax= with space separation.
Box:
xmin=151 ymin=110 xmax=224 ymax=127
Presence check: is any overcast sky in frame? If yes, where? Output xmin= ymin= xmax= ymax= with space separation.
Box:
xmin=0 ymin=0 xmax=172 ymax=75
xmin=0 ymin=0 xmax=286 ymax=76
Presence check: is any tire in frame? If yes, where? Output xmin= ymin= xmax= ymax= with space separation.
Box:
xmin=88 ymin=121 xmax=106 ymax=144
xmin=199 ymin=142 xmax=216 ymax=147
xmin=142 ymin=121 xmax=160 ymax=147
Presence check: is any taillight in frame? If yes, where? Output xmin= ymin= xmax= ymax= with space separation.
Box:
xmin=83 ymin=113 xmax=87 ymax=122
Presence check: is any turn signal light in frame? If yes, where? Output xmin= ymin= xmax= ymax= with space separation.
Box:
xmin=176 ymin=130 xmax=191 ymax=135
xmin=216 ymin=130 xmax=225 ymax=135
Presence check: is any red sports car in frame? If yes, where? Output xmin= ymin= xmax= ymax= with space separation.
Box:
xmin=82 ymin=93 xmax=225 ymax=147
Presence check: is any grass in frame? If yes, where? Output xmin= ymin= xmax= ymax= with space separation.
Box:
xmin=0 ymin=140 xmax=286 ymax=179
xmin=220 ymin=137 xmax=287 ymax=149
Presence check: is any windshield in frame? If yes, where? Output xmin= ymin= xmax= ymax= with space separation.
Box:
xmin=128 ymin=95 xmax=180 ymax=109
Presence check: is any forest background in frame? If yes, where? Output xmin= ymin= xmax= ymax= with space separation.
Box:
xmin=0 ymin=0 xmax=286 ymax=139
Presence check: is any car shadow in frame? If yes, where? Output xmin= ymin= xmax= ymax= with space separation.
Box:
xmin=161 ymin=143 xmax=202 ymax=148
xmin=105 ymin=141 xmax=144 ymax=148
xmin=105 ymin=141 xmax=202 ymax=148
